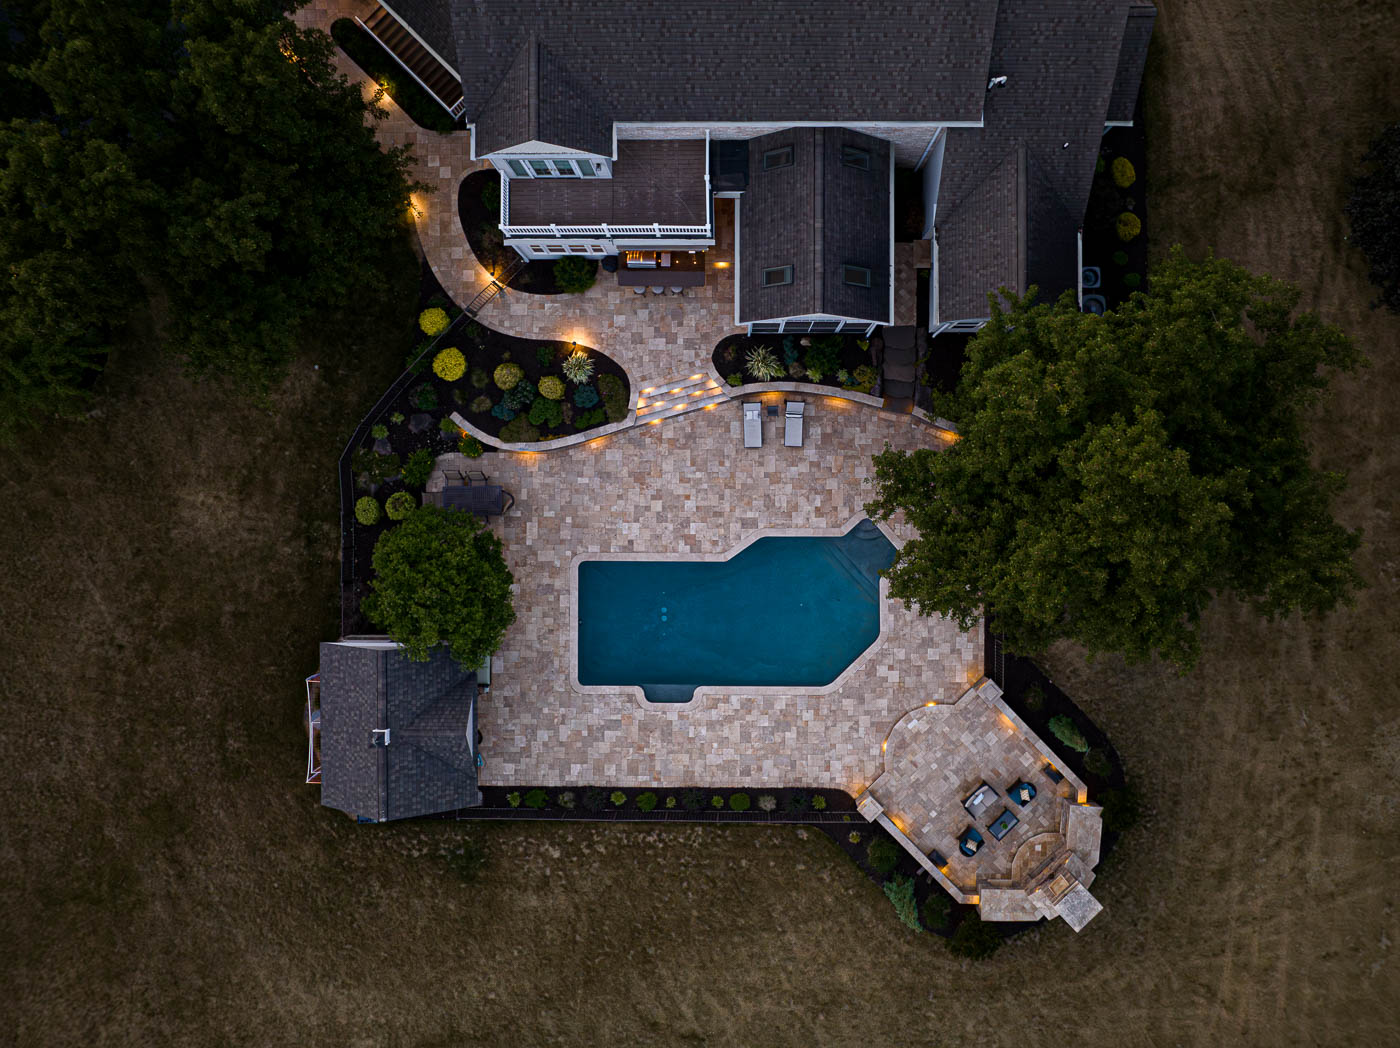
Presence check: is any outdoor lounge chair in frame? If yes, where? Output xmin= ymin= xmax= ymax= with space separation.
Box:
xmin=783 ymin=400 xmax=804 ymax=446
xmin=743 ymin=402 xmax=762 ymax=448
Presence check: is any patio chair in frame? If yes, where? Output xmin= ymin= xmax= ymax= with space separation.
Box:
xmin=742 ymin=401 xmax=762 ymax=448
xmin=783 ymin=400 xmax=804 ymax=447
xmin=958 ymin=826 xmax=984 ymax=857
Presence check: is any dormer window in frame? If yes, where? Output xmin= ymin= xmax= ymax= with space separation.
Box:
xmin=842 ymin=265 xmax=872 ymax=287
xmin=762 ymin=265 xmax=793 ymax=287
xmin=762 ymin=146 xmax=793 ymax=171
xmin=841 ymin=146 xmax=872 ymax=170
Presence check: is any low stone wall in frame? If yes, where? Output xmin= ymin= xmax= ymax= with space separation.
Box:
xmin=450 ymin=409 xmax=638 ymax=453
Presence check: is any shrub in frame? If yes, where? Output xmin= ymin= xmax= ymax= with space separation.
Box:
xmin=554 ymin=256 xmax=597 ymax=294
xmin=848 ymin=831 xmax=862 ymax=845
xmin=354 ymin=497 xmax=381 ymax=525
xmin=419 ymin=307 xmax=450 ymax=337
xmin=781 ymin=336 xmax=799 ymax=364
xmin=665 ymin=795 xmax=676 ymax=809
xmin=787 ymin=361 xmax=807 ymax=379
xmin=921 ymin=891 xmax=952 ymax=930
xmin=494 ymin=363 xmax=524 ymax=390
xmin=499 ymin=416 xmax=540 ymax=443
xmin=469 ymin=366 xmax=490 ymax=389
xmin=867 ymin=836 xmax=901 ymax=875
xmin=469 ymin=395 xmax=493 ymax=414
xmin=458 ymin=435 xmax=484 ymax=458
xmin=527 ymin=396 xmax=564 ymax=429
xmin=523 ymin=788 xmax=548 ymax=809
xmin=758 ymin=794 xmax=777 ymax=812
xmin=745 ymin=345 xmax=782 ymax=381
xmin=1347 ymin=122 xmax=1400 ymax=312
xmin=1099 ymin=785 xmax=1141 ymax=832
xmin=1021 ymin=683 xmax=1045 ymax=712
xmin=1112 ymin=249 xmax=1129 ymax=266
xmin=1049 ymin=714 xmax=1089 ymax=753
xmin=412 ymin=384 xmax=437 ymax=411
xmin=536 ymin=345 xmax=555 ymax=369
xmin=582 ymin=787 xmax=607 ymax=812
xmin=682 ymin=789 xmax=705 ymax=812
xmin=1116 ymin=211 xmax=1141 ymax=242
xmin=727 ymin=372 xmax=743 ymax=387
xmin=729 ymin=792 xmax=751 ymax=812
xmin=812 ymin=795 xmax=826 ymax=811
xmin=806 ymin=366 xmax=825 ymax=384
xmin=506 ymin=791 xmax=521 ymax=808
xmin=562 ymin=349 xmax=596 ymax=384
xmin=438 ymin=417 xmax=458 ymax=435
xmin=610 ymin=790 xmax=627 ymax=807
xmin=836 ymin=369 xmax=852 ymax=385
xmin=384 ymin=491 xmax=417 ymax=520
xmin=1084 ymin=747 xmax=1114 ymax=777
xmin=433 ymin=347 xmax=466 ymax=382
xmin=849 ymin=364 xmax=878 ymax=393
xmin=884 ymin=875 xmax=922 ymax=932
xmin=490 ymin=401 xmax=515 ymax=422
xmin=1124 ymin=272 xmax=1142 ymax=287
xmin=597 ymin=373 xmax=629 ymax=422
xmin=1111 ymin=156 xmax=1137 ymax=188
xmin=574 ymin=407 xmax=606 ymax=429
xmin=351 ymin=449 xmax=401 ymax=485
xmin=573 ymin=384 xmax=599 ymax=409
xmin=947 ymin=914 xmax=1003 ymax=960
xmin=503 ymin=383 xmax=535 ymax=413
xmin=805 ymin=334 xmax=843 ymax=377
xmin=538 ymin=375 xmax=565 ymax=400
xmin=786 ymin=793 xmax=809 ymax=813
xmin=390 ymin=412 xmax=405 ymax=424
xmin=1096 ymin=155 xmax=1106 ymax=174
xmin=711 ymin=795 xmax=724 ymax=809
xmin=636 ymin=791 xmax=658 ymax=813
xmin=552 ymin=791 xmax=574 ymax=810
xmin=400 ymin=449 xmax=435 ymax=488
xmin=371 ymin=423 xmax=388 ymax=439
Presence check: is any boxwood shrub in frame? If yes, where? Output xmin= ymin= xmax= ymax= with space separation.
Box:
xmin=354 ymin=497 xmax=381 ymax=526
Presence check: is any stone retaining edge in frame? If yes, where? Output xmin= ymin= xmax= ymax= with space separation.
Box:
xmin=450 ymin=409 xmax=638 ymax=453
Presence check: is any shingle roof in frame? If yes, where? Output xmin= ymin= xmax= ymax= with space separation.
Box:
xmin=739 ymin=129 xmax=890 ymax=325
xmin=383 ymin=0 xmax=458 ymax=67
xmin=505 ymin=140 xmax=707 ymax=225
xmin=448 ymin=1 xmax=998 ymax=152
xmin=1107 ymin=6 xmax=1156 ymax=123
xmin=474 ymin=36 xmax=613 ymax=156
xmin=319 ymin=643 xmax=481 ymax=822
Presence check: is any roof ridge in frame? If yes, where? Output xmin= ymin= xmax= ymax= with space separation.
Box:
xmin=936 ymin=144 xmax=1022 ymax=228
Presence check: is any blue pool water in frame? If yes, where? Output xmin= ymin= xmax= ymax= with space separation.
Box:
xmin=577 ymin=519 xmax=897 ymax=702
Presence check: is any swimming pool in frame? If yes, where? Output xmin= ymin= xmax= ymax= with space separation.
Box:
xmin=576 ymin=519 xmax=897 ymax=701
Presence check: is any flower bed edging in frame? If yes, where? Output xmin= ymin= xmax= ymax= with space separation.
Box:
xmin=451 ymin=409 xmax=637 ymax=452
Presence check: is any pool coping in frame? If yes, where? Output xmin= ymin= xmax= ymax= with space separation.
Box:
xmin=568 ymin=512 xmax=903 ymax=713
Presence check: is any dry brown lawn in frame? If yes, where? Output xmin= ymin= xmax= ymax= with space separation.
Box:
xmin=3 ymin=3 xmax=1400 ymax=1045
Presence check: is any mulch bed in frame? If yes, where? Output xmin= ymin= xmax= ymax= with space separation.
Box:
xmin=473 ymin=784 xmax=855 ymax=817
xmin=714 ymin=332 xmax=881 ymax=394
xmin=329 ymin=18 xmax=461 ymax=134
xmin=457 ymin=170 xmax=599 ymax=295
xmin=1082 ymin=106 xmax=1149 ymax=307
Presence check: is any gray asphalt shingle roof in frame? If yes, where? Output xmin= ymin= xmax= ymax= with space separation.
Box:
xmin=319 ymin=643 xmax=481 ymax=822
xmin=448 ymin=0 xmax=997 ymax=153
xmin=739 ymin=128 xmax=890 ymax=325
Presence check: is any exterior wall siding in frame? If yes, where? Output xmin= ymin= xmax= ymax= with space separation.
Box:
xmin=617 ymin=123 xmax=940 ymax=167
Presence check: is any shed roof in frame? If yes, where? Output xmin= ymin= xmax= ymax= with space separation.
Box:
xmin=319 ymin=643 xmax=481 ymax=822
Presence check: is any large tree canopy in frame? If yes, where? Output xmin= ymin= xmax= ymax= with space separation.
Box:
xmin=0 ymin=0 xmax=417 ymax=442
xmin=867 ymin=247 xmax=1364 ymax=667
xmin=362 ymin=506 xmax=516 ymax=665
xmin=1346 ymin=121 xmax=1400 ymax=313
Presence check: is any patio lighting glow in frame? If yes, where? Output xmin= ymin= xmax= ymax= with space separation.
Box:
xmin=689 ymin=374 xmax=703 ymax=380
xmin=714 ymin=261 xmax=730 ymax=268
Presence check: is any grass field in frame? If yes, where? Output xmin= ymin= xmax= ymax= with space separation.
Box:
xmin=3 ymin=3 xmax=1399 ymax=1045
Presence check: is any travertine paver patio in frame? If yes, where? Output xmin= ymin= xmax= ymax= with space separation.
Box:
xmin=430 ymin=394 xmax=980 ymax=791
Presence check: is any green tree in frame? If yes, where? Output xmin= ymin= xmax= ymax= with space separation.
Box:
xmin=362 ymin=506 xmax=515 ymax=664
xmin=0 ymin=0 xmax=418 ymax=442
xmin=867 ymin=248 xmax=1363 ymax=668
xmin=1346 ymin=122 xmax=1400 ymax=313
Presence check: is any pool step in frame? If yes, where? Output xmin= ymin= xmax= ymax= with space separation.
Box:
xmin=634 ymin=373 xmax=727 ymax=425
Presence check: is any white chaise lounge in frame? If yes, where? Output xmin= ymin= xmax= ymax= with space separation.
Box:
xmin=784 ymin=401 xmax=804 ymax=447
xmin=743 ymin=402 xmax=762 ymax=448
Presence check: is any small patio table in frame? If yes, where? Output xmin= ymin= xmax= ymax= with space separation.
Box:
xmin=440 ymin=484 xmax=512 ymax=518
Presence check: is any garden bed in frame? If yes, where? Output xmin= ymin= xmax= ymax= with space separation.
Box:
xmin=714 ymin=332 xmax=880 ymax=394
xmin=1082 ymin=106 xmax=1149 ymax=307
xmin=458 ymin=171 xmax=599 ymax=295
xmin=329 ymin=18 xmax=462 ymax=134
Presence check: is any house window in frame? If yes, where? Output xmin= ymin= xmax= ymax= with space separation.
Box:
xmin=506 ymin=159 xmax=529 ymax=177
xmin=810 ymin=320 xmax=840 ymax=332
xmin=552 ymin=159 xmax=578 ymax=176
xmin=762 ymin=146 xmax=793 ymax=170
xmin=783 ymin=321 xmax=812 ymax=333
xmin=577 ymin=158 xmax=596 ymax=176
xmin=568 ymin=245 xmax=589 ymax=253
xmin=841 ymin=146 xmax=872 ymax=170
xmin=762 ymin=265 xmax=793 ymax=287
xmin=529 ymin=160 xmax=553 ymax=176
xmin=751 ymin=322 xmax=781 ymax=333
xmin=843 ymin=265 xmax=872 ymax=287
